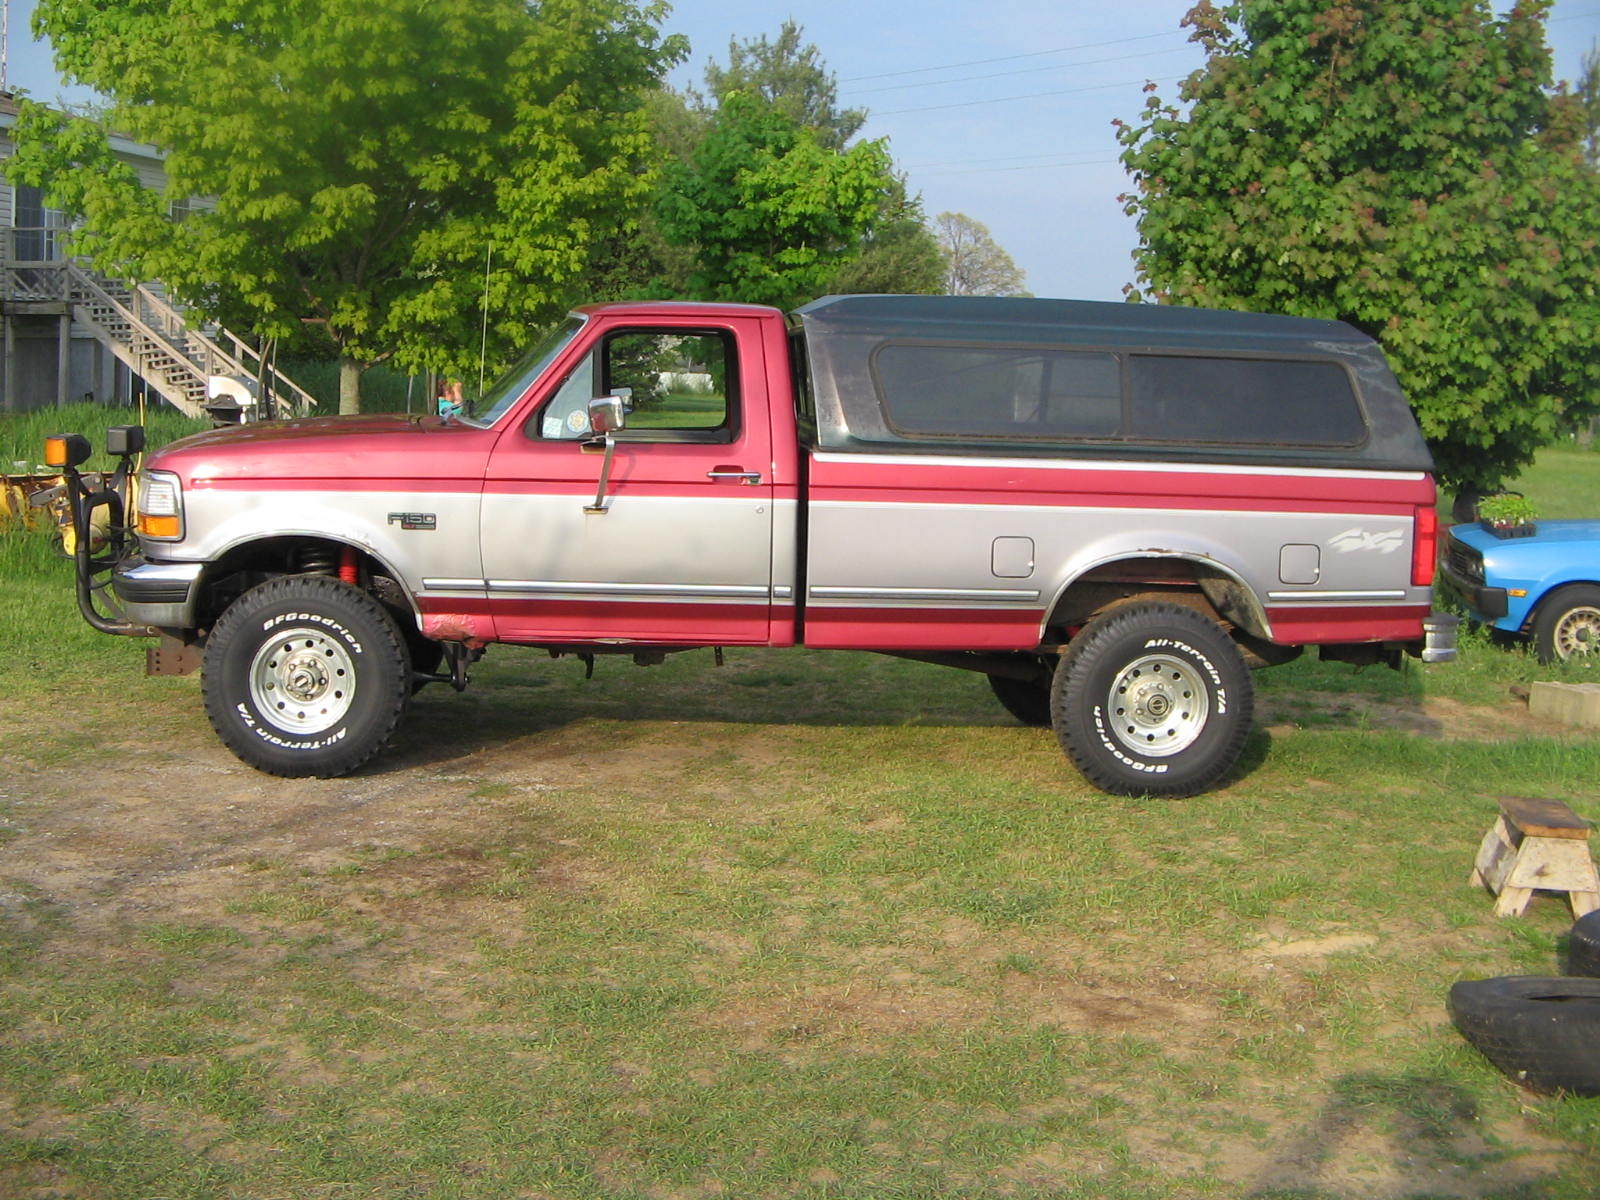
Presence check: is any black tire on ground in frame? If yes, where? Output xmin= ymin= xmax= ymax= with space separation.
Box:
xmin=1532 ymin=584 xmax=1600 ymax=664
xmin=1051 ymin=601 xmax=1253 ymax=797
xmin=1568 ymin=910 xmax=1600 ymax=978
xmin=988 ymin=671 xmax=1053 ymax=727
xmin=1447 ymin=976 xmax=1600 ymax=1096
xmin=202 ymin=575 xmax=412 ymax=778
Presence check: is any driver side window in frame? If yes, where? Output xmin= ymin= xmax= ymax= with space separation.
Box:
xmin=529 ymin=327 xmax=737 ymax=442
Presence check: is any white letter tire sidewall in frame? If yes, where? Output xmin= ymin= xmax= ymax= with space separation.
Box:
xmin=1055 ymin=603 xmax=1253 ymax=797
xmin=203 ymin=577 xmax=409 ymax=777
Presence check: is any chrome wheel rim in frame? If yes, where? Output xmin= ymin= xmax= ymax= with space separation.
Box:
xmin=1553 ymin=606 xmax=1600 ymax=660
xmin=1106 ymin=653 xmax=1209 ymax=757
xmin=248 ymin=626 xmax=355 ymax=735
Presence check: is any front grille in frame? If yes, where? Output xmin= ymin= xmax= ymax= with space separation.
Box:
xmin=1445 ymin=536 xmax=1484 ymax=586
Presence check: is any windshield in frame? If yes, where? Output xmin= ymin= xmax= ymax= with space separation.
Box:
xmin=464 ymin=316 xmax=586 ymax=426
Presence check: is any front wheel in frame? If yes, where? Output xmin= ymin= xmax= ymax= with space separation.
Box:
xmin=1052 ymin=602 xmax=1253 ymax=796
xmin=202 ymin=575 xmax=412 ymax=777
xmin=1533 ymin=585 xmax=1600 ymax=664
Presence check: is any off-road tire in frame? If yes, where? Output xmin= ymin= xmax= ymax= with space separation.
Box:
xmin=1568 ymin=910 xmax=1600 ymax=978
xmin=1447 ymin=976 xmax=1600 ymax=1096
xmin=1052 ymin=601 xmax=1252 ymax=796
xmin=1532 ymin=584 xmax=1600 ymax=664
xmin=988 ymin=672 xmax=1052 ymax=727
xmin=202 ymin=575 xmax=411 ymax=778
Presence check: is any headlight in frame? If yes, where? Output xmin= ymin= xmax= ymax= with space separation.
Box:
xmin=137 ymin=471 xmax=184 ymax=540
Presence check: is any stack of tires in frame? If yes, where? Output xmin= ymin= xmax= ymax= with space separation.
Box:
xmin=1447 ymin=910 xmax=1600 ymax=1096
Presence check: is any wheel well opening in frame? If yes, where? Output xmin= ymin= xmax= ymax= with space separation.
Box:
xmin=1045 ymin=557 xmax=1272 ymax=646
xmin=194 ymin=537 xmax=416 ymax=633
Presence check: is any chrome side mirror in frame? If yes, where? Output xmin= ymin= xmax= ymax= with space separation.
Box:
xmin=587 ymin=395 xmax=626 ymax=437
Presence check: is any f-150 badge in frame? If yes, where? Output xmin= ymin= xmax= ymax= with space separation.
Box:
xmin=387 ymin=512 xmax=437 ymax=531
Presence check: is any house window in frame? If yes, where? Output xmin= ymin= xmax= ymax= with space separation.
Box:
xmin=12 ymin=185 xmax=67 ymax=260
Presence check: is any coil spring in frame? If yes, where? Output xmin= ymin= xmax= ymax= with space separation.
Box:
xmin=289 ymin=544 xmax=338 ymax=575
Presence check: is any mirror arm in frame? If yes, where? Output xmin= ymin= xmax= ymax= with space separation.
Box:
xmin=584 ymin=434 xmax=617 ymax=515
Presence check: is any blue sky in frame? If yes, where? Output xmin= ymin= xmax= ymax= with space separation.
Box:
xmin=6 ymin=0 xmax=1597 ymax=301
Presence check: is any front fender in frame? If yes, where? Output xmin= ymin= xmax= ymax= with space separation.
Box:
xmin=167 ymin=486 xmax=485 ymax=607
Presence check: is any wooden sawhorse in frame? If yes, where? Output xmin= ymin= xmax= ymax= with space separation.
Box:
xmin=1471 ymin=796 xmax=1600 ymax=918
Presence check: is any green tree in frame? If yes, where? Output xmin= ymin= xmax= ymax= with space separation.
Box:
xmin=655 ymin=92 xmax=897 ymax=309
xmin=655 ymin=22 xmax=942 ymax=304
xmin=15 ymin=0 xmax=682 ymax=412
xmin=1578 ymin=41 xmax=1600 ymax=167
xmin=1118 ymin=0 xmax=1600 ymax=496
xmin=821 ymin=183 xmax=946 ymax=296
xmin=934 ymin=211 xmax=1029 ymax=296
xmin=700 ymin=20 xmax=866 ymax=151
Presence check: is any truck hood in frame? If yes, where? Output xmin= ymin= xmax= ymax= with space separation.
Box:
xmin=150 ymin=414 xmax=495 ymax=486
xmin=1450 ymin=518 xmax=1600 ymax=554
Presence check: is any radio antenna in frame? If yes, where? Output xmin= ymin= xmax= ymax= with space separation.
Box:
xmin=477 ymin=242 xmax=492 ymax=401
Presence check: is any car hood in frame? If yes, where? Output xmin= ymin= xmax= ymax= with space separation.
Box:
xmin=1450 ymin=519 xmax=1600 ymax=554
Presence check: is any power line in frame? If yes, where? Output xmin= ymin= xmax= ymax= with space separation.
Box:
xmin=919 ymin=157 xmax=1120 ymax=177
xmin=846 ymin=7 xmax=1595 ymax=91
xmin=839 ymin=30 xmax=1184 ymax=83
xmin=844 ymin=44 xmax=1197 ymax=96
xmin=874 ymin=74 xmax=1186 ymax=118
xmin=903 ymin=148 xmax=1108 ymax=169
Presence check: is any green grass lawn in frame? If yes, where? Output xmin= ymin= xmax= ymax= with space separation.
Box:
xmin=1 ymin=417 xmax=1598 ymax=1198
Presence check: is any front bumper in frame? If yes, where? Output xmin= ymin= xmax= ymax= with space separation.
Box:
xmin=112 ymin=557 xmax=203 ymax=629
xmin=1438 ymin=559 xmax=1509 ymax=622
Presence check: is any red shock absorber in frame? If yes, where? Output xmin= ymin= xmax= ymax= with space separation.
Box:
xmin=339 ymin=544 xmax=359 ymax=586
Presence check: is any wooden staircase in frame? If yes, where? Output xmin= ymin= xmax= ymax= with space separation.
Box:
xmin=3 ymin=259 xmax=315 ymax=418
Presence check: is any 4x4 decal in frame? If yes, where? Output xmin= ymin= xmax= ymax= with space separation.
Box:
xmin=1329 ymin=527 xmax=1404 ymax=554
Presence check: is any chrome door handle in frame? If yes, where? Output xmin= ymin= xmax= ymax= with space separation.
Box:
xmin=706 ymin=469 xmax=762 ymax=485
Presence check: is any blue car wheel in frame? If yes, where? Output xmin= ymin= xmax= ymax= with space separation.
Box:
xmin=1533 ymin=584 xmax=1600 ymax=664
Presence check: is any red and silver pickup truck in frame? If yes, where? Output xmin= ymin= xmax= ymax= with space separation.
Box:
xmin=50 ymin=295 xmax=1455 ymax=794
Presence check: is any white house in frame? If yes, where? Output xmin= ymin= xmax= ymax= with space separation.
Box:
xmin=0 ymin=92 xmax=310 ymax=417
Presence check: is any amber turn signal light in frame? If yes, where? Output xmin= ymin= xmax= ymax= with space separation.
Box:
xmin=138 ymin=514 xmax=182 ymax=538
xmin=43 ymin=433 xmax=91 ymax=469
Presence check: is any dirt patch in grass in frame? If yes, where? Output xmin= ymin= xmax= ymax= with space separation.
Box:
xmin=2 ymin=666 xmax=1598 ymax=1198
xmin=1258 ymin=688 xmax=1552 ymax=740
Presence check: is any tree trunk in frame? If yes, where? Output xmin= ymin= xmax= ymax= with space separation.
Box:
xmin=1451 ymin=489 xmax=1483 ymax=524
xmin=338 ymin=357 xmax=364 ymax=415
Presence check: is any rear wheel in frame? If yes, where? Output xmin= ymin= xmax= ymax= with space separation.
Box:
xmin=202 ymin=575 xmax=411 ymax=777
xmin=987 ymin=670 xmax=1052 ymax=726
xmin=1533 ymin=585 xmax=1600 ymax=664
xmin=1052 ymin=602 xmax=1252 ymax=796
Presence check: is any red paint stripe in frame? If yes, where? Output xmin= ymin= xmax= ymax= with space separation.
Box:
xmin=809 ymin=459 xmax=1432 ymax=506
xmin=810 ymin=485 xmax=1417 ymax=516
xmin=419 ymin=595 xmax=794 ymax=646
xmin=803 ymin=605 xmax=1046 ymax=651
xmin=1266 ymin=603 xmax=1430 ymax=644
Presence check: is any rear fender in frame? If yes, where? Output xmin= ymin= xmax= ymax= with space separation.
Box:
xmin=1041 ymin=539 xmax=1272 ymax=641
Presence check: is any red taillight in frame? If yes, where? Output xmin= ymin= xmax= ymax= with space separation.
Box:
xmin=1412 ymin=504 xmax=1437 ymax=587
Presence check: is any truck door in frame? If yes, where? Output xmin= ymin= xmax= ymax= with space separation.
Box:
xmin=481 ymin=317 xmax=776 ymax=645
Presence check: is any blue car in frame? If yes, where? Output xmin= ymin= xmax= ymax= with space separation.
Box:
xmin=1442 ymin=520 xmax=1600 ymax=663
